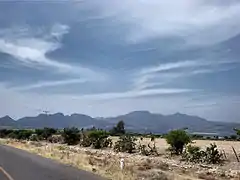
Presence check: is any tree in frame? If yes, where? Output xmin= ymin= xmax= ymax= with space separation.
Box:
xmin=166 ymin=129 xmax=191 ymax=155
xmin=110 ymin=120 xmax=125 ymax=135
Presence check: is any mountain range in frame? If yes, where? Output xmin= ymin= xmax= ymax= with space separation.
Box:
xmin=0 ymin=111 xmax=239 ymax=136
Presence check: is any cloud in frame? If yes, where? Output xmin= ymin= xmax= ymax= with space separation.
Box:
xmin=72 ymin=88 xmax=194 ymax=100
xmin=133 ymin=59 xmax=239 ymax=90
xmin=90 ymin=0 xmax=240 ymax=45
xmin=10 ymin=79 xmax=87 ymax=91
xmin=139 ymin=59 xmax=238 ymax=75
xmin=0 ymin=1 xmax=239 ymax=122
xmin=0 ymin=24 xmax=106 ymax=81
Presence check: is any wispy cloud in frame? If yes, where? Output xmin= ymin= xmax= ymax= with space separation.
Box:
xmin=0 ymin=25 xmax=106 ymax=81
xmin=10 ymin=79 xmax=87 ymax=91
xmin=139 ymin=59 xmax=238 ymax=75
xmin=72 ymin=88 xmax=194 ymax=100
xmin=91 ymin=0 xmax=240 ymax=45
xmin=134 ymin=59 xmax=238 ymax=90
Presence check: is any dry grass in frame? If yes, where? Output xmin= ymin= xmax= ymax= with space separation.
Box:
xmin=1 ymin=138 xmax=240 ymax=180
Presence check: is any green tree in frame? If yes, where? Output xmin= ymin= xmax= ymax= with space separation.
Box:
xmin=166 ymin=129 xmax=191 ymax=155
xmin=110 ymin=120 xmax=125 ymax=135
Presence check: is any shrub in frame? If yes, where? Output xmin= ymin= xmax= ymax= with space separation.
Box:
xmin=234 ymin=128 xmax=240 ymax=136
xmin=138 ymin=137 xmax=159 ymax=156
xmin=88 ymin=130 xmax=111 ymax=149
xmin=204 ymin=143 xmax=224 ymax=164
xmin=165 ymin=129 xmax=191 ymax=155
xmin=47 ymin=135 xmax=64 ymax=144
xmin=138 ymin=143 xmax=159 ymax=156
xmin=8 ymin=130 xmax=34 ymax=140
xmin=182 ymin=145 xmax=205 ymax=163
xmin=80 ymin=130 xmax=111 ymax=149
xmin=0 ymin=129 xmax=14 ymax=138
xmin=183 ymin=143 xmax=224 ymax=164
xmin=138 ymin=144 xmax=150 ymax=156
xmin=29 ymin=134 xmax=39 ymax=141
xmin=62 ymin=127 xmax=80 ymax=145
xmin=150 ymin=135 xmax=155 ymax=142
xmin=0 ymin=129 xmax=34 ymax=140
xmin=35 ymin=128 xmax=57 ymax=140
xmin=230 ymin=135 xmax=237 ymax=140
xmin=114 ymin=135 xmax=137 ymax=153
xmin=80 ymin=133 xmax=92 ymax=147
xmin=223 ymin=136 xmax=229 ymax=140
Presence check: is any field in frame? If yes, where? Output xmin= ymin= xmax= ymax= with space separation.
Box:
xmin=1 ymin=137 xmax=240 ymax=180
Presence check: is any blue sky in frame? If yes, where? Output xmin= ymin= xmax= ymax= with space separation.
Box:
xmin=0 ymin=0 xmax=240 ymax=121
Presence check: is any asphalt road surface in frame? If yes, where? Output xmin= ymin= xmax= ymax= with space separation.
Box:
xmin=0 ymin=144 xmax=105 ymax=180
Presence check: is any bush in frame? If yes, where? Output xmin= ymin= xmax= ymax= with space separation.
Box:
xmin=224 ymin=136 xmax=229 ymax=140
xmin=88 ymin=130 xmax=111 ymax=149
xmin=0 ymin=129 xmax=14 ymax=138
xmin=7 ymin=130 xmax=34 ymax=140
xmin=114 ymin=135 xmax=137 ymax=153
xmin=138 ymin=137 xmax=159 ymax=156
xmin=29 ymin=134 xmax=39 ymax=141
xmin=183 ymin=143 xmax=224 ymax=164
xmin=80 ymin=130 xmax=111 ymax=149
xmin=138 ymin=143 xmax=159 ymax=156
xmin=47 ymin=135 xmax=64 ymax=144
xmin=234 ymin=128 xmax=240 ymax=136
xmin=230 ymin=135 xmax=237 ymax=140
xmin=182 ymin=145 xmax=205 ymax=163
xmin=62 ymin=127 xmax=80 ymax=145
xmin=204 ymin=143 xmax=224 ymax=164
xmin=80 ymin=133 xmax=92 ymax=147
xmin=35 ymin=128 xmax=57 ymax=140
xmin=165 ymin=130 xmax=191 ymax=155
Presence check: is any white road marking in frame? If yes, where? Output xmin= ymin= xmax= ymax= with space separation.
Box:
xmin=0 ymin=167 xmax=14 ymax=180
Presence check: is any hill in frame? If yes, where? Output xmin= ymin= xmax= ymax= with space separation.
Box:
xmin=102 ymin=111 xmax=239 ymax=135
xmin=17 ymin=113 xmax=112 ymax=129
xmin=0 ymin=116 xmax=18 ymax=128
xmin=0 ymin=111 xmax=239 ymax=135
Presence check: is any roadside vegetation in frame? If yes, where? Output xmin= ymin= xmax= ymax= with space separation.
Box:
xmin=0 ymin=122 xmax=240 ymax=180
xmin=0 ymin=122 xmax=232 ymax=163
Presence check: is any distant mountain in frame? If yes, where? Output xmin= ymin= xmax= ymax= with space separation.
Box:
xmin=0 ymin=116 xmax=18 ymax=127
xmin=0 ymin=111 xmax=239 ymax=136
xmin=17 ymin=113 xmax=112 ymax=129
xmin=103 ymin=111 xmax=239 ymax=135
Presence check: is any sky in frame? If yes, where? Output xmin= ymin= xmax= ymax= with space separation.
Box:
xmin=0 ymin=0 xmax=240 ymax=122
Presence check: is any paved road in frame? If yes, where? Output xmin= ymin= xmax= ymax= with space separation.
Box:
xmin=0 ymin=145 xmax=105 ymax=180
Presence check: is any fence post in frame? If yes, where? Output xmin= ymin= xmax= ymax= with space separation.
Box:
xmin=232 ymin=146 xmax=239 ymax=162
